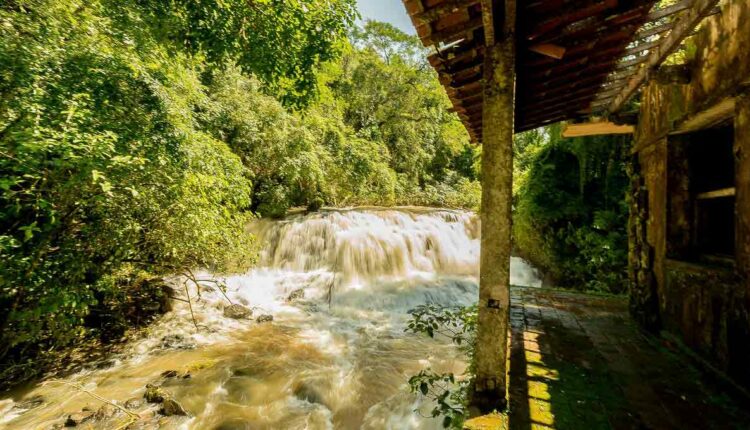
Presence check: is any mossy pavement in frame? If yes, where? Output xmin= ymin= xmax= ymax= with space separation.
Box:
xmin=465 ymin=287 xmax=750 ymax=430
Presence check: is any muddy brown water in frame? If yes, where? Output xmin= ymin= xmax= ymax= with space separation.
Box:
xmin=0 ymin=208 xmax=541 ymax=429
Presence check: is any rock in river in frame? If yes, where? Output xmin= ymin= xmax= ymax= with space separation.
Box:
xmin=160 ymin=398 xmax=188 ymax=416
xmin=160 ymin=334 xmax=195 ymax=350
xmin=286 ymin=288 xmax=305 ymax=302
xmin=144 ymin=384 xmax=168 ymax=403
xmin=64 ymin=410 xmax=93 ymax=426
xmin=94 ymin=404 xmax=117 ymax=420
xmin=223 ymin=304 xmax=252 ymax=319
xmin=124 ymin=397 xmax=143 ymax=410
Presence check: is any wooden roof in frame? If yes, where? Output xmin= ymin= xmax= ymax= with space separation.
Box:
xmin=402 ymin=0 xmax=720 ymax=142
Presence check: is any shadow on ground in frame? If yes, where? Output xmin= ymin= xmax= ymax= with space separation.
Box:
xmin=467 ymin=287 xmax=750 ymax=430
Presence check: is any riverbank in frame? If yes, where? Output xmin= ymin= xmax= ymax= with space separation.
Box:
xmin=1 ymin=209 xmax=500 ymax=428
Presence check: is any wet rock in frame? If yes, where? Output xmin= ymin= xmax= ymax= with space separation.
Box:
xmin=199 ymin=284 xmax=215 ymax=293
xmin=160 ymin=398 xmax=187 ymax=416
xmin=301 ymin=302 xmax=320 ymax=313
xmin=144 ymin=384 xmax=168 ymax=403
xmin=64 ymin=410 xmax=94 ymax=426
xmin=160 ymin=334 xmax=195 ymax=350
xmin=256 ymin=314 xmax=274 ymax=323
xmin=159 ymin=284 xmax=175 ymax=313
xmin=293 ymin=382 xmax=325 ymax=406
xmin=15 ymin=395 xmax=45 ymax=411
xmin=286 ymin=288 xmax=305 ymax=302
xmin=94 ymin=359 xmax=116 ymax=369
xmin=140 ymin=301 xmax=162 ymax=313
xmin=223 ymin=304 xmax=252 ymax=319
xmin=124 ymin=398 xmax=143 ymax=410
xmin=94 ymin=404 xmax=117 ymax=420
xmin=161 ymin=370 xmax=179 ymax=378
xmin=232 ymin=367 xmax=256 ymax=377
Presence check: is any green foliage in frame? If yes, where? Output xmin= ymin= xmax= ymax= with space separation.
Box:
xmin=0 ymin=0 xmax=256 ymax=381
xmin=0 ymin=0 xmax=480 ymax=387
xmin=131 ymin=0 xmax=358 ymax=106
xmin=513 ymin=125 xmax=630 ymax=293
xmin=408 ymin=369 xmax=469 ymax=429
xmin=318 ymin=21 xmax=482 ymax=209
xmin=201 ymin=21 xmax=482 ymax=216
xmin=406 ymin=305 xmax=478 ymax=428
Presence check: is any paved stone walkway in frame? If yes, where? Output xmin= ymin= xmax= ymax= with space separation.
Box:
xmin=467 ymin=287 xmax=750 ymax=430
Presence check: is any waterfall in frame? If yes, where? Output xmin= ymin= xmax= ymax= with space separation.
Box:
xmin=253 ymin=207 xmax=539 ymax=288
xmin=0 ymin=208 xmax=541 ymax=430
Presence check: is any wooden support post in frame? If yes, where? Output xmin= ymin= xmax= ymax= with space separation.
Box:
xmin=470 ymin=2 xmax=515 ymax=413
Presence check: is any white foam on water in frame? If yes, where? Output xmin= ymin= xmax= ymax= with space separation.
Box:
xmin=1 ymin=208 xmax=541 ymax=430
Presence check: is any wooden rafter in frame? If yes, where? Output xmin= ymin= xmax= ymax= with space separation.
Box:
xmin=481 ymin=0 xmax=496 ymax=45
xmin=562 ymin=121 xmax=635 ymax=137
xmin=414 ymin=0 xmax=481 ymax=23
xmin=527 ymin=0 xmax=619 ymax=41
xmin=608 ymin=0 xmax=720 ymax=113
xmin=426 ymin=17 xmax=484 ymax=45
xmin=403 ymin=0 xmax=718 ymax=137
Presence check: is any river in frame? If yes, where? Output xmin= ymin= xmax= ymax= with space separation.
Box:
xmin=0 ymin=208 xmax=540 ymax=430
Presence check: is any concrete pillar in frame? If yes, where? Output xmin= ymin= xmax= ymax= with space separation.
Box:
xmin=470 ymin=38 xmax=515 ymax=413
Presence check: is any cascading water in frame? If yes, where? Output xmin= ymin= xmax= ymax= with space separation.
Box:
xmin=0 ymin=208 xmax=540 ymax=430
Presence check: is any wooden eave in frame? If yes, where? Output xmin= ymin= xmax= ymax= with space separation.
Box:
xmin=402 ymin=0 xmax=721 ymax=142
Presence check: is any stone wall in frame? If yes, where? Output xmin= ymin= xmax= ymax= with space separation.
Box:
xmin=631 ymin=0 xmax=750 ymax=387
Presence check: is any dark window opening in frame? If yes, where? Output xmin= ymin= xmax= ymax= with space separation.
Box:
xmin=667 ymin=123 xmax=735 ymax=263
xmin=694 ymin=196 xmax=735 ymax=257
xmin=687 ymin=126 xmax=735 ymax=193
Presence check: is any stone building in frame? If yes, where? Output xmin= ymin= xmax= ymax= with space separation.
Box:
xmin=404 ymin=0 xmax=748 ymax=410
xmin=629 ymin=0 xmax=750 ymax=388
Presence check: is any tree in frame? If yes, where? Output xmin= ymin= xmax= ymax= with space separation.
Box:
xmin=129 ymin=0 xmax=359 ymax=107
xmin=0 ymin=0 xmax=255 ymax=383
xmin=512 ymin=125 xmax=630 ymax=292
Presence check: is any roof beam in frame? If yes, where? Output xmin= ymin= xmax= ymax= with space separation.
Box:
xmin=562 ymin=121 xmax=634 ymax=137
xmin=414 ymin=0 xmax=482 ymax=23
xmin=426 ymin=17 xmax=484 ymax=45
xmin=646 ymin=0 xmax=691 ymax=21
xmin=532 ymin=5 xmax=650 ymax=46
xmin=622 ymin=39 xmax=661 ymax=56
xmin=481 ymin=0 xmax=496 ymax=45
xmin=429 ymin=46 xmax=485 ymax=69
xmin=615 ymin=54 xmax=649 ymax=70
xmin=608 ymin=0 xmax=720 ymax=113
xmin=519 ymin=114 xmax=569 ymax=131
xmin=527 ymin=0 xmax=619 ymax=41
xmin=634 ymin=22 xmax=674 ymax=39
xmin=525 ymin=83 xmax=609 ymax=110
xmin=532 ymin=73 xmax=616 ymax=99
xmin=529 ymin=43 xmax=567 ymax=59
